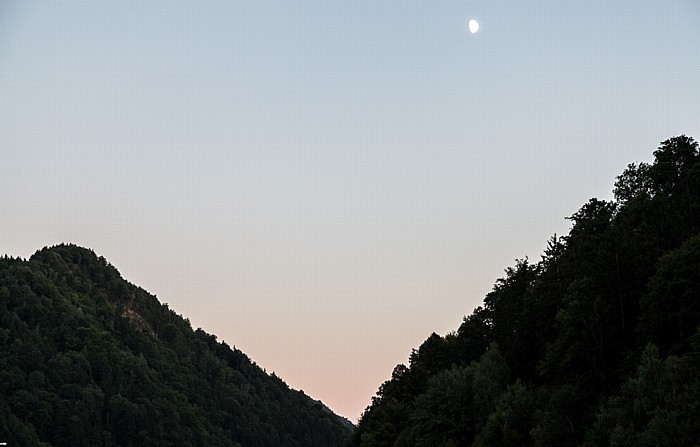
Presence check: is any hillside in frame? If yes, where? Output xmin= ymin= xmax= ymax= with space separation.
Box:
xmin=0 ymin=244 xmax=352 ymax=446
xmin=350 ymin=135 xmax=700 ymax=446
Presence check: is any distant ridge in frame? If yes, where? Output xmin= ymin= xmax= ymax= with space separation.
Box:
xmin=0 ymin=244 xmax=353 ymax=446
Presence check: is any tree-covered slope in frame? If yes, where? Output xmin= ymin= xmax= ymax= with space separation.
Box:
xmin=0 ymin=244 xmax=353 ymax=446
xmin=350 ymin=135 xmax=700 ymax=447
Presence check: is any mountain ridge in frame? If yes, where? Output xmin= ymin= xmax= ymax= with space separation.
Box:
xmin=0 ymin=243 xmax=353 ymax=446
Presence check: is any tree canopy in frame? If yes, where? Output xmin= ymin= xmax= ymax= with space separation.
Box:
xmin=350 ymin=135 xmax=700 ymax=447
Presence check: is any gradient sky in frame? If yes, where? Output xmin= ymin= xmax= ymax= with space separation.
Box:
xmin=1 ymin=1 xmax=699 ymax=422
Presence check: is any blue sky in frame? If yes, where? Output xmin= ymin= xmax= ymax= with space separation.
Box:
xmin=1 ymin=0 xmax=699 ymax=421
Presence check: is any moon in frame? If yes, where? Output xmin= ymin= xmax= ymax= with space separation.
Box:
xmin=469 ymin=19 xmax=479 ymax=34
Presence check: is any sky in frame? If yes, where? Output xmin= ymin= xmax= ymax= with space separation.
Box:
xmin=1 ymin=0 xmax=699 ymax=422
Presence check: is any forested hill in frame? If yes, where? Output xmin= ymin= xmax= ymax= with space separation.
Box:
xmin=350 ymin=135 xmax=700 ymax=447
xmin=0 ymin=244 xmax=353 ymax=446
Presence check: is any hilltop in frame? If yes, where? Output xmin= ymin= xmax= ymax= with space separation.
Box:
xmin=0 ymin=244 xmax=352 ymax=446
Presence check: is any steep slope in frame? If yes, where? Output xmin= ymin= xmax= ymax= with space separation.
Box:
xmin=350 ymin=135 xmax=700 ymax=446
xmin=0 ymin=244 xmax=352 ymax=446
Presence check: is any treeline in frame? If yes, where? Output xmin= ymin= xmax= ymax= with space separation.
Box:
xmin=0 ymin=244 xmax=352 ymax=446
xmin=350 ymin=135 xmax=700 ymax=446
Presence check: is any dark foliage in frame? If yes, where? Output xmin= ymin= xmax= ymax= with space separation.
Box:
xmin=0 ymin=244 xmax=352 ymax=446
xmin=350 ymin=135 xmax=700 ymax=446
